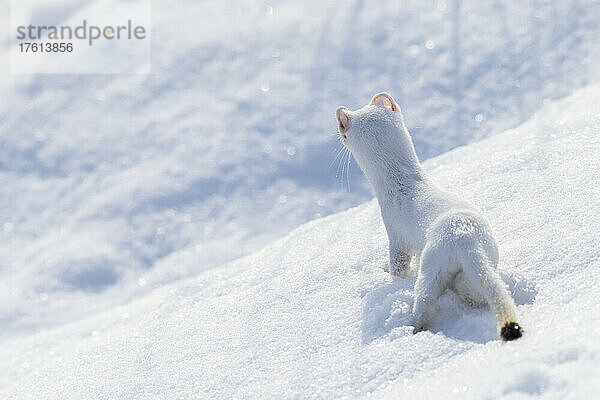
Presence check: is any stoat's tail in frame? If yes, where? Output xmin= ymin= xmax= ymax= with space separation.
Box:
xmin=459 ymin=249 xmax=523 ymax=341
xmin=500 ymin=322 xmax=523 ymax=341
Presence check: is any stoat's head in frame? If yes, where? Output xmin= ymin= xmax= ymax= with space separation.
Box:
xmin=336 ymin=92 xmax=417 ymax=175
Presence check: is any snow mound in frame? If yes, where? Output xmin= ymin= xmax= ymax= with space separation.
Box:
xmin=2 ymin=0 xmax=600 ymax=337
xmin=3 ymin=85 xmax=600 ymax=399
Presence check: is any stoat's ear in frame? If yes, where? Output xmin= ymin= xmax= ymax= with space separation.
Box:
xmin=370 ymin=92 xmax=400 ymax=113
xmin=337 ymin=106 xmax=351 ymax=132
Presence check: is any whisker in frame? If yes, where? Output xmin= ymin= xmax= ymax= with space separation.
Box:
xmin=340 ymin=150 xmax=345 ymax=187
xmin=339 ymin=148 xmax=349 ymax=190
xmin=346 ymin=150 xmax=351 ymax=192
xmin=335 ymin=147 xmax=345 ymax=185
xmin=328 ymin=145 xmax=346 ymax=169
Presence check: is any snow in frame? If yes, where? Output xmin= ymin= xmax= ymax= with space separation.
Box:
xmin=2 ymin=0 xmax=600 ymax=338
xmin=3 ymin=84 xmax=600 ymax=399
xmin=1 ymin=0 xmax=600 ymax=397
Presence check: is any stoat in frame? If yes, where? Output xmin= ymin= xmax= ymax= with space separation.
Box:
xmin=336 ymin=92 xmax=522 ymax=340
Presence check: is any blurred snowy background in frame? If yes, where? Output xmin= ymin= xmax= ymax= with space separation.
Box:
xmin=1 ymin=0 xmax=599 ymax=347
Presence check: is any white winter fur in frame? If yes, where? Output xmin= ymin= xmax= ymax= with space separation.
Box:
xmin=336 ymin=93 xmax=520 ymax=337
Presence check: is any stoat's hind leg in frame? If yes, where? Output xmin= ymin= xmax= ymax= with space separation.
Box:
xmin=411 ymin=244 xmax=456 ymax=333
xmin=453 ymin=271 xmax=486 ymax=307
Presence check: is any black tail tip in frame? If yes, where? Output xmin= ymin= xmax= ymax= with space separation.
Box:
xmin=501 ymin=322 xmax=523 ymax=341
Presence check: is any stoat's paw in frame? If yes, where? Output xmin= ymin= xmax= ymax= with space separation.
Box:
xmin=385 ymin=261 xmax=410 ymax=277
xmin=382 ymin=260 xmax=390 ymax=273
xmin=390 ymin=265 xmax=414 ymax=278
xmin=410 ymin=315 xmax=428 ymax=335
xmin=389 ymin=259 xmax=412 ymax=278
xmin=412 ymin=325 xmax=426 ymax=335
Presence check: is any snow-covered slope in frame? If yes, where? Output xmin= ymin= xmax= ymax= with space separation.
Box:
xmin=3 ymin=85 xmax=599 ymax=399
xmin=2 ymin=0 xmax=600 ymax=338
